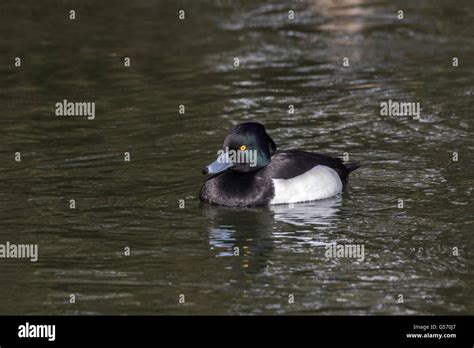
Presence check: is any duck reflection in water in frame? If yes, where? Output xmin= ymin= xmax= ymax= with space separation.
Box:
xmin=202 ymin=196 xmax=342 ymax=272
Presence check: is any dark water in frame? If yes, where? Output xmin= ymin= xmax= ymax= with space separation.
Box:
xmin=0 ymin=0 xmax=473 ymax=314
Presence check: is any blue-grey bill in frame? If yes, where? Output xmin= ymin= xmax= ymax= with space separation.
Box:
xmin=204 ymin=152 xmax=234 ymax=174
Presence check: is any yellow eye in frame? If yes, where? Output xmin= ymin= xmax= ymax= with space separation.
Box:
xmin=239 ymin=145 xmax=247 ymax=151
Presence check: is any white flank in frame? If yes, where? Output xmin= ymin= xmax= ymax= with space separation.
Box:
xmin=270 ymin=165 xmax=343 ymax=204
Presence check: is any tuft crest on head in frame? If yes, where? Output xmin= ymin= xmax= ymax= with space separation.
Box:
xmin=202 ymin=122 xmax=276 ymax=175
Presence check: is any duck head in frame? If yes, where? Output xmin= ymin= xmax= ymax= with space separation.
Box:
xmin=203 ymin=122 xmax=277 ymax=175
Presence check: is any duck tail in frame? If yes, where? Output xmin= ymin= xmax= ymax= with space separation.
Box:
xmin=345 ymin=162 xmax=361 ymax=172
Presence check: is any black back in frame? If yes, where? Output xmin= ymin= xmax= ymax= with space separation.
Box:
xmin=267 ymin=150 xmax=353 ymax=184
